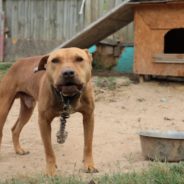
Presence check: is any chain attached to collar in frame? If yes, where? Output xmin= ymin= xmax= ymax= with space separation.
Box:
xmin=54 ymin=85 xmax=81 ymax=144
xmin=56 ymin=96 xmax=71 ymax=144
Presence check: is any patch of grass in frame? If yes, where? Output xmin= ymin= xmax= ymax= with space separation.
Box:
xmin=1 ymin=163 xmax=184 ymax=184
xmin=95 ymin=77 xmax=117 ymax=90
xmin=98 ymin=162 xmax=184 ymax=184
xmin=0 ymin=63 xmax=12 ymax=79
xmin=94 ymin=76 xmax=132 ymax=91
xmin=0 ymin=63 xmax=12 ymax=70
xmin=1 ymin=175 xmax=85 ymax=184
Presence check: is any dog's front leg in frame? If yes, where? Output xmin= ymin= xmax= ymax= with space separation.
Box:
xmin=38 ymin=113 xmax=56 ymax=176
xmin=82 ymin=111 xmax=98 ymax=173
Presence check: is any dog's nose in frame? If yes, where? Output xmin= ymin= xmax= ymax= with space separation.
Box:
xmin=62 ymin=69 xmax=75 ymax=79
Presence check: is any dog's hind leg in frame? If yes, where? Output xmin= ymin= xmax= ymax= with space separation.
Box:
xmin=12 ymin=95 xmax=35 ymax=155
xmin=0 ymin=92 xmax=15 ymax=151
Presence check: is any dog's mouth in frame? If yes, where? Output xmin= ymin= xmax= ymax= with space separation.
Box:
xmin=56 ymin=82 xmax=84 ymax=96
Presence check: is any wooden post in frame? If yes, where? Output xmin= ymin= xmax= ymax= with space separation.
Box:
xmin=0 ymin=0 xmax=4 ymax=62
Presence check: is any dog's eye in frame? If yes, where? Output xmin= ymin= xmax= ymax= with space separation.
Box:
xmin=76 ymin=56 xmax=83 ymax=62
xmin=52 ymin=58 xmax=60 ymax=64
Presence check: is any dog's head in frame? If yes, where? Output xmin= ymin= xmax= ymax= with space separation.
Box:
xmin=37 ymin=48 xmax=92 ymax=96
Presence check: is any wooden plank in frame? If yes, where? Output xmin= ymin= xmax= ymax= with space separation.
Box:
xmin=153 ymin=60 xmax=184 ymax=64
xmin=85 ymin=0 xmax=91 ymax=25
xmin=58 ymin=1 xmax=136 ymax=49
xmin=77 ymin=0 xmax=85 ymax=32
xmin=56 ymin=0 xmax=64 ymax=40
xmin=30 ymin=0 xmax=34 ymax=40
xmin=0 ymin=0 xmax=4 ymax=61
xmin=91 ymin=0 xmax=97 ymax=21
xmin=3 ymin=0 xmax=135 ymax=60
xmin=153 ymin=54 xmax=184 ymax=64
xmin=115 ymin=0 xmax=123 ymax=6
xmin=4 ymin=0 xmax=134 ymax=45
xmin=99 ymin=0 xmax=104 ymax=17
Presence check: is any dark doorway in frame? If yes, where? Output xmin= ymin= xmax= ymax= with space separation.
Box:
xmin=164 ymin=28 xmax=184 ymax=54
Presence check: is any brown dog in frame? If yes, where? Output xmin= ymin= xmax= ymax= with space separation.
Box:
xmin=0 ymin=48 xmax=97 ymax=176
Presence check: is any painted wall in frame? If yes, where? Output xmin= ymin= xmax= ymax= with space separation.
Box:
xmin=113 ymin=46 xmax=134 ymax=73
xmin=89 ymin=45 xmax=134 ymax=73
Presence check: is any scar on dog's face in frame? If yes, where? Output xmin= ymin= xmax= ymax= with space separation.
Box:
xmin=37 ymin=48 xmax=93 ymax=96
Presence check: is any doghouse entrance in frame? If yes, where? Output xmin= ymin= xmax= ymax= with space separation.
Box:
xmin=153 ymin=28 xmax=184 ymax=64
xmin=164 ymin=28 xmax=184 ymax=54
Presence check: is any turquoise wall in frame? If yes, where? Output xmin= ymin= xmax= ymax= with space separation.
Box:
xmin=89 ymin=45 xmax=134 ymax=73
xmin=113 ymin=46 xmax=134 ymax=73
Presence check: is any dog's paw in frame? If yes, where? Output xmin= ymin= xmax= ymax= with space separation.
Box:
xmin=16 ymin=148 xmax=30 ymax=155
xmin=46 ymin=164 xmax=57 ymax=176
xmin=84 ymin=166 xmax=99 ymax=173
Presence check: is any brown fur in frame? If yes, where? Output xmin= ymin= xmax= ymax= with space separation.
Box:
xmin=0 ymin=48 xmax=97 ymax=176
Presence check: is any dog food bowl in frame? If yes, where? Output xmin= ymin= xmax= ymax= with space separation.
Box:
xmin=139 ymin=130 xmax=184 ymax=162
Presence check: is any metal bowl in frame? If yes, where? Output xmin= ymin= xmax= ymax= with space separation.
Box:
xmin=139 ymin=130 xmax=184 ymax=162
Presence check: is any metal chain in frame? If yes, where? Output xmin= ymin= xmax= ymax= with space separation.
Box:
xmin=56 ymin=92 xmax=80 ymax=144
xmin=56 ymin=99 xmax=71 ymax=144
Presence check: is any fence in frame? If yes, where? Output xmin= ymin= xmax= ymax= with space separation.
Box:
xmin=3 ymin=0 xmax=134 ymax=61
xmin=84 ymin=0 xmax=134 ymax=43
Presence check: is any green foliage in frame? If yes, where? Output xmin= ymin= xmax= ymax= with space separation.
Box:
xmin=98 ymin=162 xmax=184 ymax=184
xmin=1 ymin=163 xmax=184 ymax=184
xmin=0 ymin=63 xmax=12 ymax=71
xmin=0 ymin=63 xmax=12 ymax=79
xmin=0 ymin=175 xmax=84 ymax=184
xmin=95 ymin=77 xmax=117 ymax=90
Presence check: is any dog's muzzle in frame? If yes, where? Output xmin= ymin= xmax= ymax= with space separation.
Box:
xmin=56 ymin=69 xmax=84 ymax=96
xmin=56 ymin=83 xmax=83 ymax=96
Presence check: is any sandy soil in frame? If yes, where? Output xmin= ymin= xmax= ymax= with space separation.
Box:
xmin=1 ymin=76 xmax=184 ymax=180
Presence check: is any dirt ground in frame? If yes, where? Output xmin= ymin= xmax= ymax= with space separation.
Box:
xmin=1 ymin=76 xmax=184 ymax=180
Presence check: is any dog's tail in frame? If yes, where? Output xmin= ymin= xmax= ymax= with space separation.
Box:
xmin=0 ymin=70 xmax=17 ymax=147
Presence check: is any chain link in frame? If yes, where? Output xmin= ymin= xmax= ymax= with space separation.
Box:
xmin=56 ymin=99 xmax=71 ymax=144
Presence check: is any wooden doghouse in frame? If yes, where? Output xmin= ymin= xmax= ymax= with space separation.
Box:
xmin=134 ymin=1 xmax=184 ymax=78
xmin=61 ymin=0 xmax=184 ymax=78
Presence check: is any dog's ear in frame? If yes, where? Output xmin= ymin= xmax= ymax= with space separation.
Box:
xmin=34 ymin=55 xmax=49 ymax=73
xmin=84 ymin=49 xmax=93 ymax=63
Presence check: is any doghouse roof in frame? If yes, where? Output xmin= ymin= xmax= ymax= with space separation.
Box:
xmin=57 ymin=0 xmax=182 ymax=49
